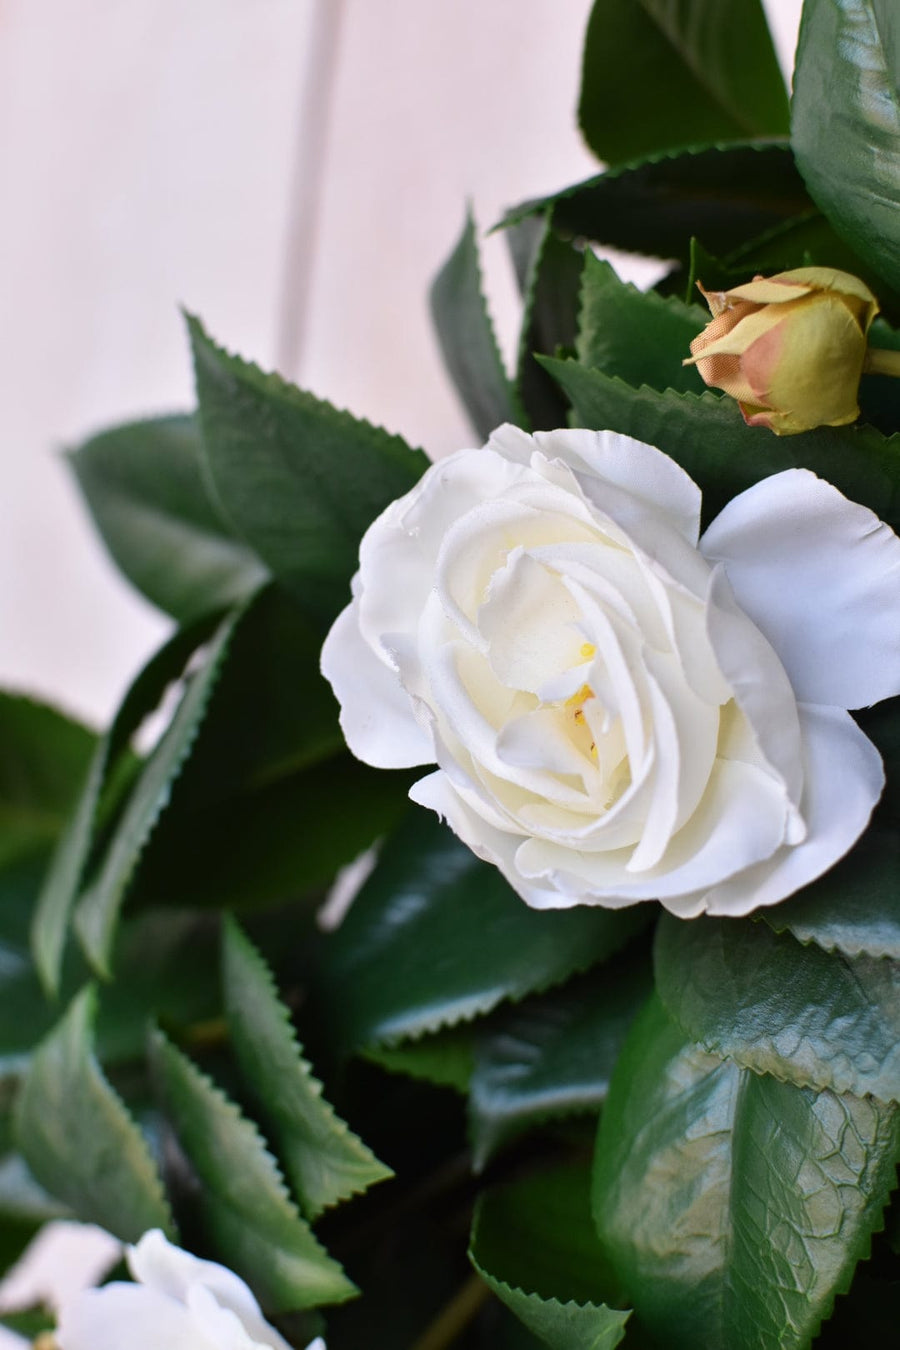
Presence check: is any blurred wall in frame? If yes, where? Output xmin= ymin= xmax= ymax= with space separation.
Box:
xmin=0 ymin=0 xmax=801 ymax=729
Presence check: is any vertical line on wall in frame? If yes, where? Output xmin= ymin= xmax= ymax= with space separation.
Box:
xmin=275 ymin=0 xmax=345 ymax=379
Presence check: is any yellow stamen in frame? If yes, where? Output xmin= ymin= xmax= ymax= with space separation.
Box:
xmin=580 ymin=642 xmax=596 ymax=660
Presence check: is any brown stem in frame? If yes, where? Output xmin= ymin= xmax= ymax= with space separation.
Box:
xmin=409 ymin=1275 xmax=491 ymax=1350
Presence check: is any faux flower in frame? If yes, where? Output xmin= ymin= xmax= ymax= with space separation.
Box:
xmin=322 ymin=425 xmax=900 ymax=918
xmin=56 ymin=1229 xmax=323 ymax=1350
xmin=685 ymin=267 xmax=879 ymax=434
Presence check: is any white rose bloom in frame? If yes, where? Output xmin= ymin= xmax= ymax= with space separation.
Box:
xmin=56 ymin=1228 xmax=324 ymax=1350
xmin=321 ymin=425 xmax=900 ymax=918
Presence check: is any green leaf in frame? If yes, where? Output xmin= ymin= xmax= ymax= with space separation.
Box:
xmin=469 ymin=958 xmax=652 ymax=1170
xmin=223 ymin=919 xmax=391 ymax=1220
xmin=74 ymin=610 xmax=239 ymax=975
xmin=792 ymin=0 xmax=900 ymax=297
xmin=162 ymin=585 xmax=343 ymax=810
xmin=150 ymin=1029 xmax=355 ymax=1312
xmin=655 ymin=912 xmax=900 ymax=1103
xmin=316 ymin=813 xmax=649 ymax=1051
xmin=0 ymin=851 xmax=218 ymax=1079
xmin=189 ymin=316 xmax=428 ymax=624
xmin=515 ymin=222 xmax=585 ymax=431
xmin=576 ymin=253 xmax=705 ymax=394
xmin=540 ymin=357 xmax=900 ymax=532
xmin=15 ymin=988 xmax=172 ymax=1241
xmin=578 ymin=0 xmax=788 ymax=166
xmin=594 ymin=994 xmax=900 ymax=1350
xmin=763 ymin=825 xmax=900 ymax=960
xmin=69 ymin=414 xmax=268 ymax=623
xmin=130 ymin=756 xmax=412 ymax=912
xmin=499 ymin=143 xmax=811 ymax=265
xmin=362 ymin=1023 xmax=475 ymax=1094
xmin=0 ymin=695 xmax=95 ymax=869
xmin=31 ymin=614 xmax=222 ymax=995
xmin=471 ymin=1165 xmax=630 ymax=1349
xmin=430 ymin=211 xmax=525 ymax=439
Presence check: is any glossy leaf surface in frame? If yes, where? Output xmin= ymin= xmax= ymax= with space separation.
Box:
xmin=655 ymin=913 xmax=900 ymax=1102
xmin=70 ymin=414 xmax=267 ymax=622
xmin=764 ymin=824 xmax=900 ymax=960
xmin=792 ymin=0 xmax=900 ymax=295
xmin=223 ymin=919 xmax=391 ymax=1219
xmin=15 ymin=988 xmax=172 ymax=1242
xmin=316 ymin=813 xmax=649 ymax=1051
xmin=189 ymin=317 xmax=427 ymax=624
xmin=579 ymin=0 xmax=788 ymax=165
xmin=151 ymin=1030 xmax=356 ymax=1312
xmin=430 ymin=211 xmax=524 ymax=439
xmin=468 ymin=959 xmax=651 ymax=1170
xmin=594 ymin=995 xmax=900 ymax=1349
xmin=500 ymin=144 xmax=810 ymax=265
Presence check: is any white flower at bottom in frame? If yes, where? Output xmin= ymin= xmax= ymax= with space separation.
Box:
xmin=321 ymin=424 xmax=900 ymax=918
xmin=56 ymin=1229 xmax=322 ymax=1350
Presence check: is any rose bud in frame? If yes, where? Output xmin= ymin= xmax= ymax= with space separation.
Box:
xmin=684 ymin=267 xmax=879 ymax=435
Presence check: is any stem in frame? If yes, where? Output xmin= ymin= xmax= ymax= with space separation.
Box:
xmin=409 ymin=1275 xmax=491 ymax=1350
xmin=864 ymin=346 xmax=900 ymax=377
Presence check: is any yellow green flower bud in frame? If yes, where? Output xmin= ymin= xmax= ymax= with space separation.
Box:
xmin=685 ymin=267 xmax=879 ymax=435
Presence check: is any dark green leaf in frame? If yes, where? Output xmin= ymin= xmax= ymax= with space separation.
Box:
xmin=578 ymin=0 xmax=788 ymax=165
xmin=499 ymin=143 xmax=811 ymax=266
xmin=540 ymin=357 xmax=900 ymax=531
xmin=316 ymin=813 xmax=649 ymax=1052
xmin=430 ymin=211 xmax=525 ymax=439
xmin=515 ymin=223 xmax=585 ymax=430
xmin=362 ymin=1023 xmax=475 ymax=1094
xmin=32 ymin=615 xmax=222 ymax=994
xmin=189 ymin=316 xmax=428 ymax=623
xmin=69 ymin=415 xmax=268 ymax=622
xmin=594 ymin=995 xmax=900 ymax=1349
xmin=763 ymin=825 xmax=900 ymax=960
xmin=15 ymin=988 xmax=172 ymax=1241
xmin=223 ymin=919 xmax=391 ymax=1220
xmin=655 ymin=912 xmax=900 ymax=1103
xmin=164 ymin=585 xmax=343 ymax=810
xmin=0 ymin=695 xmax=95 ymax=867
xmin=74 ymin=610 xmax=239 ymax=975
xmin=469 ymin=959 xmax=652 ymax=1171
xmin=150 ymin=1029 xmax=356 ymax=1312
xmin=0 ymin=851 xmax=218 ymax=1079
xmin=131 ymin=757 xmax=412 ymax=912
xmin=471 ymin=1165 xmax=630 ymax=1349
xmin=792 ymin=0 xmax=900 ymax=296
xmin=576 ymin=253 xmax=705 ymax=393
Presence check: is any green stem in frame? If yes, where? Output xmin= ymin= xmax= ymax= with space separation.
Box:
xmin=864 ymin=346 xmax=900 ymax=377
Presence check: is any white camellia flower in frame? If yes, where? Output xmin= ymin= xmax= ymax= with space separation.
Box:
xmin=56 ymin=1228 xmax=324 ymax=1350
xmin=321 ymin=425 xmax=900 ymax=918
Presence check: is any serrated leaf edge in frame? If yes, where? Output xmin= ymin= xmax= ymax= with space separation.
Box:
xmin=73 ymin=610 xmax=240 ymax=976
xmin=224 ymin=918 xmax=392 ymax=1215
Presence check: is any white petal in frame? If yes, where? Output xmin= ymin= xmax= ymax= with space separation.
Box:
xmin=527 ymin=427 xmax=702 ymax=545
xmin=515 ymin=756 xmax=789 ymax=903
xmin=127 ymin=1232 xmax=291 ymax=1350
xmin=408 ymin=769 xmax=562 ymax=909
xmin=320 ymin=598 xmax=433 ymax=768
xmin=698 ymin=704 xmax=884 ymax=916
xmin=57 ymin=1284 xmax=204 ymax=1350
xmin=701 ymin=468 xmax=900 ymax=709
